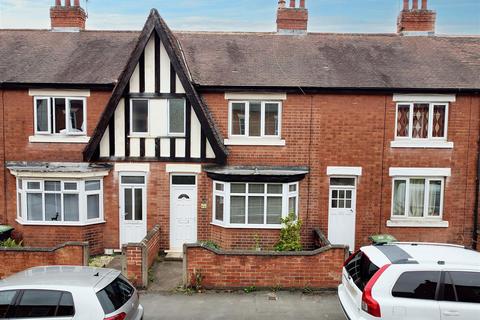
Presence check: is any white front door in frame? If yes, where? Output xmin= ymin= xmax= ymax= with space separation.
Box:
xmin=328 ymin=177 xmax=357 ymax=251
xmin=170 ymin=175 xmax=197 ymax=251
xmin=119 ymin=174 xmax=147 ymax=246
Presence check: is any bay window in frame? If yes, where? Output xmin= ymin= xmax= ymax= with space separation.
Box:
xmin=34 ymin=97 xmax=86 ymax=135
xmin=213 ymin=181 xmax=298 ymax=228
xmin=17 ymin=179 xmax=103 ymax=225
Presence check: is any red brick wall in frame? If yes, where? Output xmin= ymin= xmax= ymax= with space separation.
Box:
xmin=185 ymin=244 xmax=347 ymax=289
xmin=397 ymin=10 xmax=436 ymax=33
xmin=202 ymin=92 xmax=480 ymax=250
xmin=0 ymin=242 xmax=88 ymax=279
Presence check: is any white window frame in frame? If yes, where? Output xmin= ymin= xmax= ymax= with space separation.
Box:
xmin=390 ymin=177 xmax=445 ymax=220
xmin=211 ymin=181 xmax=298 ymax=229
xmin=16 ymin=178 xmax=104 ymax=226
xmin=228 ymin=101 xmax=282 ymax=139
xmin=167 ymin=98 xmax=186 ymax=136
xmin=33 ymin=96 xmax=87 ymax=136
xmin=130 ymin=99 xmax=150 ymax=136
xmin=394 ymin=102 xmax=449 ymax=141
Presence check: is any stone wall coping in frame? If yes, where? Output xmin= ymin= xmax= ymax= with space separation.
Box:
xmin=0 ymin=241 xmax=89 ymax=253
xmin=121 ymin=224 xmax=160 ymax=249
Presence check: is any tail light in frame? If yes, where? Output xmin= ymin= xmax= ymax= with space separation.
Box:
xmin=343 ymin=249 xmax=360 ymax=267
xmin=104 ymin=312 xmax=126 ymax=320
xmin=361 ymin=264 xmax=391 ymax=317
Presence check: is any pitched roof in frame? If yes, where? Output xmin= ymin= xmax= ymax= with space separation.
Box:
xmin=176 ymin=32 xmax=480 ymax=90
xmin=0 ymin=30 xmax=139 ymax=86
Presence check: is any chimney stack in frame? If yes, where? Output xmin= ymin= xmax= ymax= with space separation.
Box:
xmin=50 ymin=0 xmax=87 ymax=31
xmin=276 ymin=0 xmax=308 ymax=35
xmin=397 ymin=0 xmax=436 ymax=36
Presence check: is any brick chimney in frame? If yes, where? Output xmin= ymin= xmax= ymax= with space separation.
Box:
xmin=276 ymin=0 xmax=308 ymax=35
xmin=50 ymin=0 xmax=87 ymax=31
xmin=397 ymin=0 xmax=436 ymax=35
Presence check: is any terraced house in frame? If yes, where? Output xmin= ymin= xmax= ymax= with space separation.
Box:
xmin=0 ymin=0 xmax=479 ymax=256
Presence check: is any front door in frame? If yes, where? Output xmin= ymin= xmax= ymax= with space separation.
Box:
xmin=119 ymin=174 xmax=147 ymax=246
xmin=328 ymin=177 xmax=357 ymax=251
xmin=170 ymin=175 xmax=197 ymax=251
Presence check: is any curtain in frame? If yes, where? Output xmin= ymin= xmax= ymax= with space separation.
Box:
xmin=231 ymin=103 xmax=245 ymax=135
xmin=393 ymin=180 xmax=406 ymax=216
xmin=248 ymin=102 xmax=261 ymax=136
xmin=87 ymin=194 xmax=100 ymax=220
xmin=428 ymin=181 xmax=441 ymax=216
xmin=265 ymin=103 xmax=279 ymax=136
xmin=409 ymin=179 xmax=425 ymax=217
xmin=26 ymin=193 xmax=42 ymax=221
xmin=36 ymin=99 xmax=49 ymax=132
xmin=230 ymin=196 xmax=246 ymax=223
xmin=64 ymin=194 xmax=79 ymax=221
xmin=267 ymin=197 xmax=282 ymax=224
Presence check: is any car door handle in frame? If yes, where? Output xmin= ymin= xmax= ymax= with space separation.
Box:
xmin=443 ymin=310 xmax=460 ymax=317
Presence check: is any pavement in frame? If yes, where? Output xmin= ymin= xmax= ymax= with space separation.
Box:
xmin=140 ymin=291 xmax=345 ymax=320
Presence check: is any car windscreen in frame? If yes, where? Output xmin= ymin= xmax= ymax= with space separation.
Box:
xmin=345 ymin=250 xmax=379 ymax=291
xmin=96 ymin=275 xmax=135 ymax=315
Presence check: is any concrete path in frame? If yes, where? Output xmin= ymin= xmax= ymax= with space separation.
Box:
xmin=140 ymin=291 xmax=344 ymax=320
xmin=147 ymin=258 xmax=183 ymax=292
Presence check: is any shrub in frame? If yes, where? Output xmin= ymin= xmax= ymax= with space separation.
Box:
xmin=0 ymin=238 xmax=23 ymax=248
xmin=201 ymin=240 xmax=220 ymax=250
xmin=275 ymin=212 xmax=302 ymax=251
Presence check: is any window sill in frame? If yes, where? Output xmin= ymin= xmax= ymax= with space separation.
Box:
xmin=210 ymin=222 xmax=282 ymax=229
xmin=15 ymin=218 xmax=106 ymax=227
xmin=390 ymin=140 xmax=454 ymax=149
xmin=224 ymin=138 xmax=286 ymax=146
xmin=386 ymin=219 xmax=449 ymax=228
xmin=29 ymin=135 xmax=90 ymax=144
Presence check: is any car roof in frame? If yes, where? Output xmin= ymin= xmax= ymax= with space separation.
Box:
xmin=0 ymin=266 xmax=120 ymax=290
xmin=362 ymin=242 xmax=480 ymax=268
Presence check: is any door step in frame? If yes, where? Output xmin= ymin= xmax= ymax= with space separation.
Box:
xmin=165 ymin=251 xmax=183 ymax=261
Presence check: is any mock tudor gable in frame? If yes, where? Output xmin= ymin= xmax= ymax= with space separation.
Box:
xmin=84 ymin=10 xmax=227 ymax=163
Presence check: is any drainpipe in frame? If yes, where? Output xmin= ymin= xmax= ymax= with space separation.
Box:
xmin=473 ymin=142 xmax=480 ymax=250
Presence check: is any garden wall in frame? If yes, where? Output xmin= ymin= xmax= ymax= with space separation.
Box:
xmin=183 ymin=243 xmax=348 ymax=289
xmin=122 ymin=225 xmax=161 ymax=288
xmin=0 ymin=241 xmax=89 ymax=279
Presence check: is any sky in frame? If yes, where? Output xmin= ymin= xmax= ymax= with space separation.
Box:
xmin=0 ymin=0 xmax=479 ymax=35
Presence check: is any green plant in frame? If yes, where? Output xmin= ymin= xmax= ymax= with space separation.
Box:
xmin=193 ymin=269 xmax=203 ymax=292
xmin=0 ymin=238 xmax=23 ymax=248
xmin=253 ymin=233 xmax=261 ymax=251
xmin=201 ymin=240 xmax=220 ymax=250
xmin=243 ymin=285 xmax=256 ymax=293
xmin=275 ymin=212 xmax=303 ymax=251
xmin=148 ymin=268 xmax=155 ymax=283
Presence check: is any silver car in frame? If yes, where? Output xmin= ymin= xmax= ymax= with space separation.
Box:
xmin=0 ymin=266 xmax=143 ymax=320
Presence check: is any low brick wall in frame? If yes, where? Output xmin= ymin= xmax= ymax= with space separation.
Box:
xmin=184 ymin=243 xmax=348 ymax=289
xmin=0 ymin=242 xmax=89 ymax=279
xmin=122 ymin=225 xmax=160 ymax=288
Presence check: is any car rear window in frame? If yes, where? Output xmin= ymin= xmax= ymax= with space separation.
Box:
xmin=96 ymin=275 xmax=135 ymax=314
xmin=345 ymin=250 xmax=380 ymax=291
xmin=12 ymin=290 xmax=74 ymax=318
xmin=443 ymin=271 xmax=480 ymax=303
xmin=392 ymin=271 xmax=440 ymax=300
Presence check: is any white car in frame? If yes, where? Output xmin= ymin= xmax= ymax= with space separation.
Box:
xmin=338 ymin=242 xmax=480 ymax=320
xmin=0 ymin=266 xmax=143 ymax=320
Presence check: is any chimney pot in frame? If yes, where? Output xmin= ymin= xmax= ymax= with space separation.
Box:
xmin=278 ymin=0 xmax=286 ymax=8
xmin=55 ymin=0 xmax=61 ymax=6
xmin=289 ymin=0 xmax=295 ymax=8
xmin=412 ymin=0 xmax=418 ymax=9
xmin=397 ymin=0 xmax=436 ymax=35
xmin=300 ymin=0 xmax=305 ymax=8
xmin=403 ymin=0 xmax=409 ymax=10
xmin=422 ymin=0 xmax=428 ymax=10
xmin=65 ymin=0 xmax=71 ymax=7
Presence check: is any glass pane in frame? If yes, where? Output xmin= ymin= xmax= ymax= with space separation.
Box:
xmin=267 ymin=197 xmax=282 ymax=224
xmin=432 ymin=105 xmax=446 ymax=138
xmin=249 ymin=102 xmax=261 ymax=137
xmin=339 ymin=199 xmax=345 ymax=208
xmin=443 ymin=272 xmax=457 ymax=302
xmin=134 ymin=188 xmax=143 ymax=220
xmin=45 ymin=193 xmax=62 ymax=221
xmin=396 ymin=104 xmax=410 ymax=137
xmin=248 ymin=184 xmax=264 ymax=193
xmin=18 ymin=192 xmax=22 ymax=218
xmin=248 ymin=196 xmax=264 ymax=224
xmin=172 ymin=176 xmax=195 ymax=185
xmin=231 ymin=103 xmax=246 ymax=135
xmin=54 ymin=98 xmax=66 ymax=134
xmin=331 ymin=199 xmax=338 ymax=208
xmin=288 ymin=196 xmax=297 ymax=217
xmin=267 ymin=184 xmax=282 ymax=194
xmin=409 ymin=179 xmax=425 ymax=217
xmin=64 ymin=194 xmax=79 ymax=221
xmin=169 ymin=99 xmax=185 ymax=134
xmin=36 ymin=99 xmax=49 ymax=132
xmin=85 ymin=180 xmax=101 ymax=191
xmin=215 ymin=195 xmax=224 ymax=221
xmin=393 ymin=180 xmax=406 ymax=216
xmin=27 ymin=181 xmax=41 ymax=190
xmin=289 ymin=184 xmax=297 ymax=192
xmin=27 ymin=193 xmax=42 ymax=221
xmin=0 ymin=291 xmax=18 ymax=318
xmin=64 ymin=182 xmax=77 ymax=191
xmin=96 ymin=275 xmax=134 ymax=315
xmin=449 ymin=271 xmax=480 ymax=303
xmin=330 ymin=178 xmax=355 ymax=186
xmin=412 ymin=103 xmax=429 ymax=138
xmin=14 ymin=290 xmax=62 ymax=318
xmin=428 ymin=180 xmax=442 ymax=216
xmin=44 ymin=181 xmax=61 ymax=191
xmin=392 ymin=271 xmax=440 ymax=300
xmin=57 ymin=292 xmax=75 ymax=317
xmin=264 ymin=103 xmax=279 ymax=136
xmin=124 ymin=189 xmax=132 ymax=220
xmin=87 ymin=194 xmax=100 ymax=220
xmin=346 ymin=190 xmax=352 ymax=199
xmin=215 ymin=183 xmax=224 ymax=192
xmin=230 ymin=196 xmax=245 ymax=224
xmin=69 ymin=99 xmax=84 ymax=133
xmin=121 ymin=176 xmax=145 ymax=184
xmin=346 ymin=200 xmax=352 ymax=208
xmin=132 ymin=100 xmax=148 ymax=133
xmin=332 ymin=190 xmax=338 ymax=198
xmin=231 ymin=183 xmax=246 ymax=193
xmin=339 ymin=190 xmax=345 ymax=198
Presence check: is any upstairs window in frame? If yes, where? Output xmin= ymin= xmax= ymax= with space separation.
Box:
xmin=396 ymin=102 xmax=448 ymax=140
xmin=34 ymin=97 xmax=86 ymax=135
xmin=168 ymin=99 xmax=186 ymax=135
xmin=229 ymin=101 xmax=281 ymax=138
xmin=131 ymin=99 xmax=149 ymax=134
